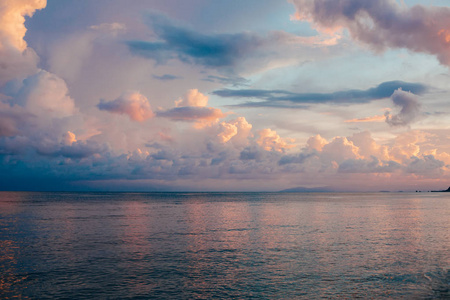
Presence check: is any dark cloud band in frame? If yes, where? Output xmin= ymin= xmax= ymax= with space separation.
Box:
xmin=213 ymin=80 xmax=427 ymax=107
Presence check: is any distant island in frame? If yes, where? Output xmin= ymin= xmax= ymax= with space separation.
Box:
xmin=431 ymin=187 xmax=450 ymax=192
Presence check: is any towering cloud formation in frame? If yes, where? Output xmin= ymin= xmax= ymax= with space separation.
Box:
xmin=0 ymin=0 xmax=46 ymax=51
xmin=291 ymin=0 xmax=450 ymax=65
xmin=0 ymin=0 xmax=46 ymax=85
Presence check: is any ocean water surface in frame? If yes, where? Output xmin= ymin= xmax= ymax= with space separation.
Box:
xmin=0 ymin=192 xmax=449 ymax=299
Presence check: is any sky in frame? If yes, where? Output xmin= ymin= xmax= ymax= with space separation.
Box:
xmin=1 ymin=0 xmax=450 ymax=192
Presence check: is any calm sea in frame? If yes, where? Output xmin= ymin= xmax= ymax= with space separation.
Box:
xmin=0 ymin=192 xmax=449 ymax=299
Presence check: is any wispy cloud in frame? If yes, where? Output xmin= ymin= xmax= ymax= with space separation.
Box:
xmin=202 ymin=75 xmax=250 ymax=87
xmin=152 ymin=74 xmax=181 ymax=81
xmin=213 ymin=81 xmax=427 ymax=107
xmin=345 ymin=115 xmax=385 ymax=123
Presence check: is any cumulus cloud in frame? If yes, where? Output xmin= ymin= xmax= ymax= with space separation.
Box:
xmin=385 ymin=88 xmax=421 ymax=126
xmin=213 ymin=80 xmax=427 ymax=107
xmin=175 ymin=89 xmax=208 ymax=107
xmin=290 ymin=0 xmax=450 ymax=65
xmin=0 ymin=102 xmax=34 ymax=137
xmin=306 ymin=134 xmax=327 ymax=151
xmin=59 ymin=140 xmax=107 ymax=159
xmin=278 ymin=130 xmax=447 ymax=181
xmin=321 ymin=136 xmax=360 ymax=163
xmin=0 ymin=0 xmax=46 ymax=51
xmin=14 ymin=70 xmax=76 ymax=117
xmin=338 ymin=157 xmax=403 ymax=174
xmin=406 ymin=155 xmax=445 ymax=174
xmin=1 ymin=1 xmax=449 ymax=192
xmin=0 ymin=0 xmax=46 ymax=86
xmin=257 ymin=128 xmax=295 ymax=152
xmin=217 ymin=117 xmax=253 ymax=144
xmin=156 ymin=89 xmax=227 ymax=127
xmin=98 ymin=91 xmax=154 ymax=122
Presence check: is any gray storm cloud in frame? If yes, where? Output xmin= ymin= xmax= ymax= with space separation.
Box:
xmin=291 ymin=0 xmax=450 ymax=65
xmin=385 ymin=88 xmax=421 ymax=127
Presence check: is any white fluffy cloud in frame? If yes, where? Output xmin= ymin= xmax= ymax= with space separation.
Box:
xmin=175 ymin=89 xmax=209 ymax=107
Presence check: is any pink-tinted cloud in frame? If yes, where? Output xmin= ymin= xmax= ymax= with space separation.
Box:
xmin=98 ymin=91 xmax=154 ymax=122
xmin=0 ymin=0 xmax=46 ymax=51
xmin=0 ymin=0 xmax=45 ymax=86
xmin=157 ymin=89 xmax=227 ymax=127
xmin=217 ymin=117 xmax=253 ymax=144
xmin=291 ymin=0 xmax=450 ymax=65
xmin=63 ymin=131 xmax=77 ymax=146
xmin=257 ymin=128 xmax=295 ymax=152
xmin=345 ymin=115 xmax=385 ymax=123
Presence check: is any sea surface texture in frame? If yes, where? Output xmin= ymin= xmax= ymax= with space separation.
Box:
xmin=0 ymin=192 xmax=449 ymax=299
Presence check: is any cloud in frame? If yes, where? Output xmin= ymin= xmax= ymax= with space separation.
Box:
xmin=63 ymin=131 xmax=77 ymax=145
xmin=338 ymin=157 xmax=401 ymax=173
xmin=217 ymin=117 xmax=253 ymax=144
xmin=156 ymin=89 xmax=228 ymax=127
xmin=202 ymin=75 xmax=250 ymax=87
xmin=59 ymin=140 xmax=108 ymax=159
xmin=152 ymin=74 xmax=181 ymax=81
xmin=89 ymin=22 xmax=126 ymax=34
xmin=7 ymin=70 xmax=75 ymax=118
xmin=126 ymin=13 xmax=265 ymax=70
xmin=406 ymin=155 xmax=445 ymax=174
xmin=125 ymin=13 xmax=338 ymax=76
xmin=345 ymin=115 xmax=385 ymax=123
xmin=0 ymin=102 xmax=35 ymax=137
xmin=290 ymin=0 xmax=450 ymax=66
xmin=175 ymin=89 xmax=208 ymax=107
xmin=0 ymin=0 xmax=46 ymax=52
xmin=257 ymin=128 xmax=295 ymax=152
xmin=385 ymin=88 xmax=421 ymax=126
xmin=157 ymin=106 xmax=226 ymax=122
xmin=0 ymin=0 xmax=46 ymax=86
xmin=213 ymin=80 xmax=427 ymax=106
xmin=278 ymin=130 xmax=447 ymax=180
xmin=98 ymin=91 xmax=154 ymax=122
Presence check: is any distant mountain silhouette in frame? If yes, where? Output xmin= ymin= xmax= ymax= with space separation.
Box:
xmin=431 ymin=186 xmax=450 ymax=192
xmin=280 ymin=186 xmax=333 ymax=193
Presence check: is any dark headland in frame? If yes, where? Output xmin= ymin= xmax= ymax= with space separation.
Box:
xmin=431 ymin=186 xmax=450 ymax=192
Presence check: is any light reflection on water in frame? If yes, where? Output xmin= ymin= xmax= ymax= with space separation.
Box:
xmin=0 ymin=192 xmax=449 ymax=299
